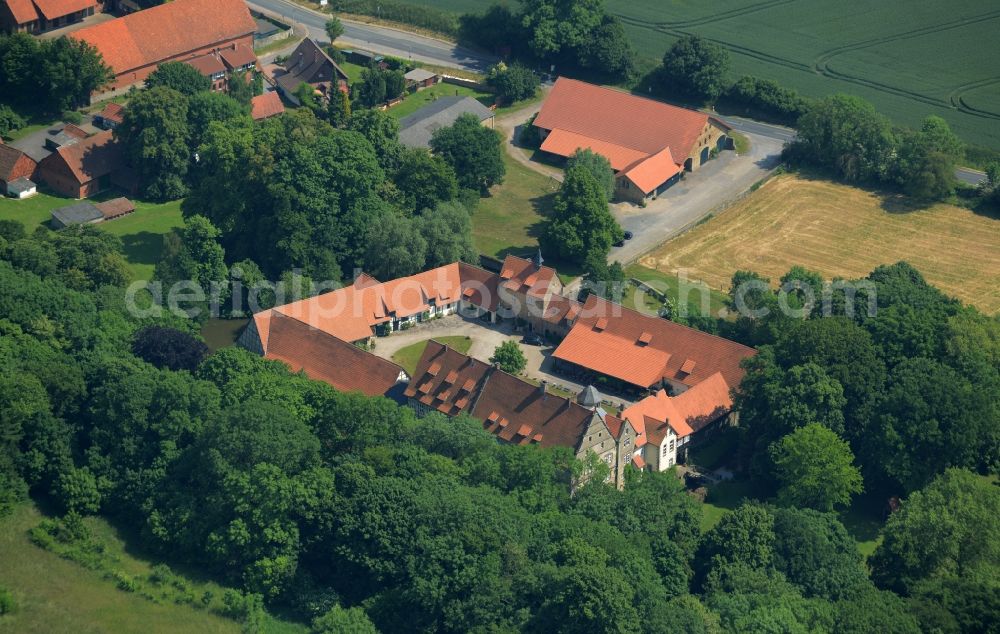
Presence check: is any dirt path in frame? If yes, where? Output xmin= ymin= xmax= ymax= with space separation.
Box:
xmin=494 ymin=87 xmax=566 ymax=183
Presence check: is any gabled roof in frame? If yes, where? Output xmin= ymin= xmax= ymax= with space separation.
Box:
xmin=534 ymin=77 xmax=711 ymax=164
xmin=186 ymin=53 xmax=227 ymax=77
xmin=219 ymin=43 xmax=257 ymax=69
xmin=4 ymin=0 xmax=40 ymax=25
xmin=0 ymin=144 xmax=36 ymax=182
xmin=32 ymin=0 xmax=94 ymax=21
xmin=272 ymin=262 xmax=499 ymax=344
xmin=39 ymin=130 xmax=123 ymax=186
xmin=97 ymin=102 xmax=125 ymax=125
xmin=404 ymin=340 xmax=491 ymax=416
xmin=398 ymin=96 xmax=495 ymax=149
xmin=552 ymin=295 xmax=756 ymax=390
xmin=473 ymin=370 xmax=596 ymax=449
xmin=622 ymin=146 xmax=680 ymax=194
xmin=262 ymin=312 xmax=407 ymax=397
xmin=499 ymin=254 xmax=559 ymax=299
xmin=621 ymin=372 xmax=734 ymax=447
xmin=540 ymin=128 xmax=648 ymax=172
xmin=276 ymin=38 xmax=347 ymax=94
xmin=250 ymin=92 xmax=285 ymax=121
xmin=70 ymin=0 xmax=256 ymax=75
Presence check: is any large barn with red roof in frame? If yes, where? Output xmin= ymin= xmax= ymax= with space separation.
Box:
xmin=533 ymin=78 xmax=732 ymax=204
xmin=69 ymin=0 xmax=257 ymax=98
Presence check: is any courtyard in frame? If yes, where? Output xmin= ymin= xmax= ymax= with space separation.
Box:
xmin=369 ymin=313 xmax=638 ymax=409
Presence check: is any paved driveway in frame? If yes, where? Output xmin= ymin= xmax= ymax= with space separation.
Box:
xmin=369 ymin=314 xmax=634 ymax=406
xmin=609 ymin=132 xmax=784 ymax=265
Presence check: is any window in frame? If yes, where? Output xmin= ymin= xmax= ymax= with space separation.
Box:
xmin=662 ymin=444 xmax=668 ymax=457
xmin=604 ymin=452 xmax=613 ymax=464
xmin=669 ymin=440 xmax=675 ymax=452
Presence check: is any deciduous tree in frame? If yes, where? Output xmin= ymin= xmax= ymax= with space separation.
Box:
xmin=660 ymin=35 xmax=730 ymax=102
xmin=490 ymin=340 xmax=526 ymax=374
xmin=769 ymin=423 xmax=863 ymax=511
xmin=430 ymin=113 xmax=505 ymax=192
xmin=116 ymin=85 xmax=191 ymax=200
xmin=145 ymin=61 xmax=212 ymax=95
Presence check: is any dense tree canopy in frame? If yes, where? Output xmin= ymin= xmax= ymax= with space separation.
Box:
xmin=540 ymin=165 xmax=623 ymax=265
xmin=769 ymin=423 xmax=863 ymax=511
xmin=145 ymin=61 xmax=212 ymax=95
xmin=660 ymin=35 xmax=730 ymax=102
xmin=0 ymin=33 xmax=112 ymax=113
xmin=566 ymin=148 xmax=615 ymax=201
xmin=117 ymin=86 xmax=192 ymax=201
xmin=430 ymin=113 xmax=506 ymax=192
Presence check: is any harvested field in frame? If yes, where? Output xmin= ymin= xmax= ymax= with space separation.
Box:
xmin=639 ymin=174 xmax=1000 ymax=314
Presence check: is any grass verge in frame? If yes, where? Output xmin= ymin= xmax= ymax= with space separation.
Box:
xmin=473 ymin=149 xmax=557 ymax=257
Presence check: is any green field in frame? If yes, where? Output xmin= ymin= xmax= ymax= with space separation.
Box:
xmin=387 ymin=83 xmax=493 ymax=119
xmin=0 ymin=503 xmax=242 ymax=633
xmin=391 ymin=335 xmax=472 ymax=374
xmin=0 ymin=191 xmax=183 ymax=281
xmin=395 ymin=0 xmax=1000 ymax=148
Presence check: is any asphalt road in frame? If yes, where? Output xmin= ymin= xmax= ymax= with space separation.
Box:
xmin=247 ymin=0 xmax=494 ymax=72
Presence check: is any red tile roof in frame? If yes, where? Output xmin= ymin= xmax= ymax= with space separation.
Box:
xmin=0 ymin=144 xmax=36 ymax=182
xmin=553 ymin=295 xmax=756 ymax=390
xmin=70 ymin=0 xmax=256 ymax=75
xmin=5 ymin=0 xmax=40 ymax=25
xmin=534 ymin=78 xmax=712 ymax=167
xmin=407 ymin=341 xmax=603 ymax=451
xmin=94 ymin=197 xmax=135 ymax=219
xmin=32 ymin=0 xmax=94 ymax=21
xmin=622 ymin=146 xmax=680 ymax=194
xmin=39 ymin=130 xmax=123 ymax=186
xmin=250 ymin=92 xmax=285 ymax=121
xmin=186 ymin=53 xmax=227 ymax=76
xmin=621 ymin=371 xmax=735 ymax=447
xmin=263 ymin=312 xmax=406 ymax=397
xmin=274 ymin=262 xmax=499 ymax=343
xmin=539 ymin=128 xmax=647 ymax=172
xmin=220 ymin=43 xmax=257 ymax=69
xmin=403 ymin=340 xmax=491 ymax=416
xmin=61 ymin=124 xmax=89 ymax=140
xmin=98 ymin=102 xmax=125 ymax=125
xmin=472 ymin=369 xmax=597 ymax=450
xmin=499 ymin=254 xmax=560 ymax=299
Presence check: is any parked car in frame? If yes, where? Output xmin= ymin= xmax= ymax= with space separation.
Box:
xmin=623 ymin=230 xmax=633 ymax=240
xmin=522 ymin=333 xmax=544 ymax=345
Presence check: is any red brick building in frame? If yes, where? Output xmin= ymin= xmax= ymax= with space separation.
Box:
xmin=0 ymin=143 xmax=38 ymax=195
xmin=69 ymin=0 xmax=256 ymax=98
xmin=36 ymin=130 xmax=132 ymax=198
xmin=1 ymin=0 xmax=103 ymax=35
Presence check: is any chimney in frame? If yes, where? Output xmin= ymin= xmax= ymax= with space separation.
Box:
xmin=539 ymin=380 xmax=547 ymax=400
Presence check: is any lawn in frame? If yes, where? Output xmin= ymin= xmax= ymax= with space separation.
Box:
xmin=391 ymin=334 xmax=472 ymax=375
xmin=0 ymin=190 xmax=184 ymax=281
xmin=639 ymin=173 xmax=1000 ymax=314
xmin=700 ymin=479 xmax=755 ymax=533
xmin=0 ymin=503 xmax=241 ymax=633
xmin=473 ymin=148 xmax=558 ymax=257
xmin=622 ymin=263 xmax=729 ymax=320
xmin=386 ymin=82 xmax=493 ymax=119
xmin=393 ymin=0 xmax=1000 ymax=149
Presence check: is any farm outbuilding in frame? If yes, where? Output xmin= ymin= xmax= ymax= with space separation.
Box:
xmin=51 ymin=201 xmax=104 ymax=229
xmin=0 ymin=144 xmax=38 ymax=196
xmin=6 ymin=177 xmax=37 ymax=199
xmin=404 ymin=68 xmax=440 ymax=90
xmin=398 ymin=96 xmax=495 ymax=149
xmin=534 ymin=78 xmax=731 ymax=204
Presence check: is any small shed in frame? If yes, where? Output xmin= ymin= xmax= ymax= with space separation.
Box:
xmin=6 ymin=177 xmax=37 ymax=199
xmin=404 ymin=68 xmax=440 ymax=90
xmin=51 ymin=201 xmax=104 ymax=229
xmin=95 ymin=103 xmax=125 ymax=130
xmin=94 ymin=197 xmax=136 ymax=220
xmin=346 ymin=49 xmax=385 ymax=68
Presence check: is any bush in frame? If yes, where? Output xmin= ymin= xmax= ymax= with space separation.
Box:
xmin=114 ymin=570 xmax=139 ymax=592
xmin=0 ymin=586 xmax=15 ymax=615
xmin=488 ymin=63 xmax=539 ymax=105
xmin=62 ymin=110 xmax=83 ymax=125
xmin=722 ymin=75 xmax=812 ymax=126
xmin=0 ymin=104 xmax=26 ymax=137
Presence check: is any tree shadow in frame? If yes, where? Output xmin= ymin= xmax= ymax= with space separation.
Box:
xmin=119 ymin=231 xmax=166 ymax=266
